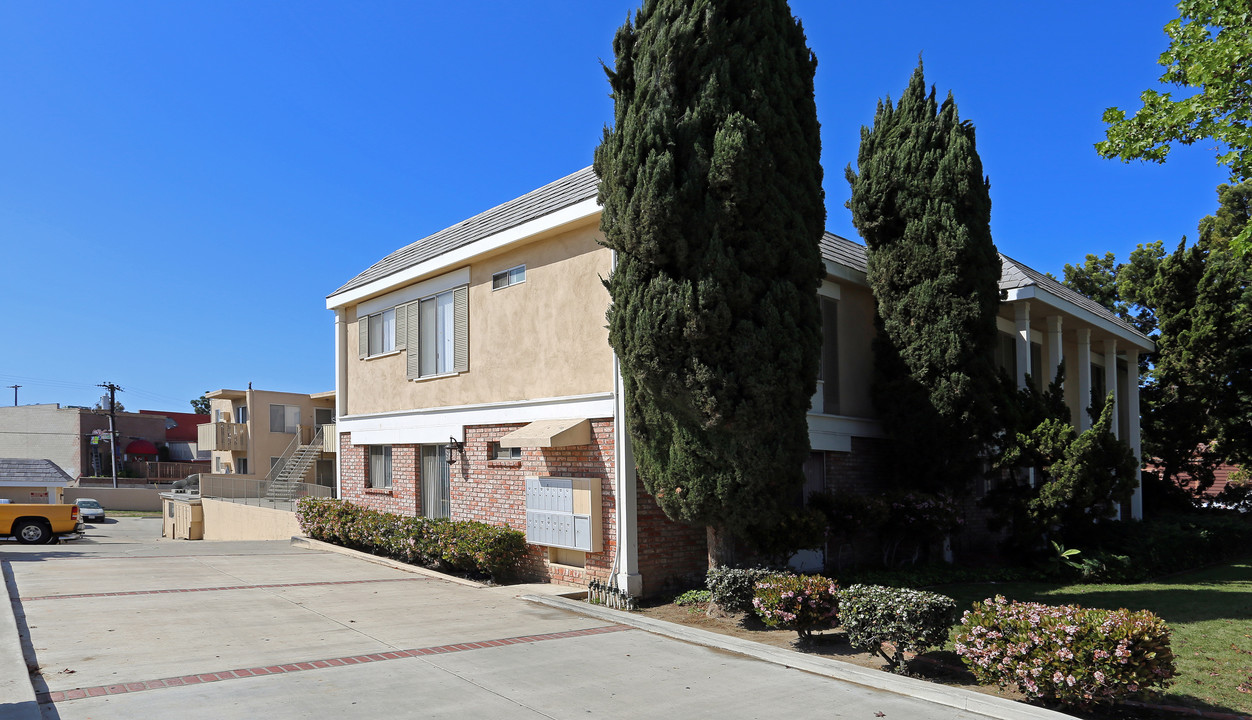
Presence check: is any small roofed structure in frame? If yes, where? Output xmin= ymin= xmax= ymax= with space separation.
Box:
xmin=0 ymin=458 xmax=73 ymax=504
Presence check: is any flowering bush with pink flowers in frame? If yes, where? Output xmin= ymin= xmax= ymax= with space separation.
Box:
xmin=751 ymin=574 xmax=839 ymax=638
xmin=954 ymin=595 xmax=1176 ymax=706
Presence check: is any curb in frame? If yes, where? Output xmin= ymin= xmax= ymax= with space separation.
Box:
xmin=288 ymin=536 xmax=486 ymax=588
xmin=523 ymin=594 xmax=1071 ymax=720
xmin=0 ymin=562 xmax=41 ymax=720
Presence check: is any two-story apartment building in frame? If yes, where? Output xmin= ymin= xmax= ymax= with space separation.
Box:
xmin=197 ymin=388 xmax=337 ymax=487
xmin=327 ymin=167 xmax=1153 ymax=596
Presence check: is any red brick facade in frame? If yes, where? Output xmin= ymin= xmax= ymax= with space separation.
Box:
xmin=338 ymin=418 xmax=708 ymax=595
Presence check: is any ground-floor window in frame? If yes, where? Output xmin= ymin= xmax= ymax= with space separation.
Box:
xmin=369 ymin=445 xmax=392 ymax=489
xmin=421 ymin=445 xmax=450 ymax=518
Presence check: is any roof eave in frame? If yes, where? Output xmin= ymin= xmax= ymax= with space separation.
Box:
xmin=326 ymin=197 xmax=602 ymax=310
xmin=1004 ymin=286 xmax=1155 ymax=352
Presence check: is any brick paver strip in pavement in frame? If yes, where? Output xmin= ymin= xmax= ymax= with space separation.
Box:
xmin=20 ymin=576 xmax=428 ymax=601
xmin=36 ymin=624 xmax=631 ymax=705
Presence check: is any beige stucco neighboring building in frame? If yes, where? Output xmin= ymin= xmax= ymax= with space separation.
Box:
xmin=198 ymin=388 xmax=336 ymax=486
xmin=327 ymin=166 xmax=1155 ymax=596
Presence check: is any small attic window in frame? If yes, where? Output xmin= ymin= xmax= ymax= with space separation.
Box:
xmin=492 ymin=265 xmax=525 ymax=290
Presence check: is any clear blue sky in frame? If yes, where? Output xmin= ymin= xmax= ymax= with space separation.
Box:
xmin=0 ymin=1 xmax=1227 ymax=412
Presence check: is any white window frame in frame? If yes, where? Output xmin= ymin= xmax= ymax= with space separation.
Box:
xmin=419 ymin=289 xmax=456 ymax=377
xmin=491 ymin=442 xmax=521 ymax=461
xmin=492 ymin=265 xmax=526 ymax=290
xmin=369 ymin=445 xmax=393 ymax=490
xmin=235 ymin=405 xmax=247 ymax=424
xmin=366 ymin=307 xmax=397 ymax=357
xmin=269 ymin=404 xmax=301 ymax=434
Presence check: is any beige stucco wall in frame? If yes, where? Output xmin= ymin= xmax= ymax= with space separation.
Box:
xmin=345 ymin=222 xmax=614 ymax=416
xmin=63 ymin=487 xmax=163 ymax=511
xmin=0 ymin=486 xmax=63 ymax=503
xmin=200 ymin=497 xmax=302 ymax=540
xmin=0 ymin=405 xmax=81 ymax=477
xmin=836 ymin=283 xmax=878 ymax=419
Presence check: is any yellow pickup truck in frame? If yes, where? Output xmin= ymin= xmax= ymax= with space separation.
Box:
xmin=0 ymin=502 xmax=83 ymax=544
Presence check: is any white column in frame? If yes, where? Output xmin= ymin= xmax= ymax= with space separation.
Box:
xmin=1046 ymin=315 xmax=1064 ymax=385
xmin=1075 ymin=328 xmax=1092 ymax=431
xmin=1126 ymin=350 xmax=1143 ymax=520
xmin=334 ymin=309 xmax=347 ymax=499
xmin=613 ymin=354 xmax=642 ymax=596
xmin=1103 ymin=339 xmax=1120 ymax=438
xmin=1014 ymin=303 xmax=1032 ymax=390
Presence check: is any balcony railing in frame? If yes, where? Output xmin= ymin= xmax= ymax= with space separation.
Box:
xmin=197 ymin=422 xmax=248 ymax=452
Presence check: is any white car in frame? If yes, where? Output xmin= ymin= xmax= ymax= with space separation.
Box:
xmin=75 ymin=498 xmax=105 ymax=522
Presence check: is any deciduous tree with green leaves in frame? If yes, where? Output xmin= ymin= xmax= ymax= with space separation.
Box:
xmin=594 ymin=0 xmax=825 ymax=566
xmin=1097 ymin=0 xmax=1252 ymax=250
xmin=1058 ymin=182 xmax=1252 ymax=498
xmin=846 ymin=62 xmax=1002 ymax=494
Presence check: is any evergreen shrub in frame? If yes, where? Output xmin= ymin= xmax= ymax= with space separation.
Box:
xmin=705 ymin=566 xmax=786 ymax=612
xmin=955 ymin=596 xmax=1176 ymax=706
xmin=296 ymin=498 xmax=525 ymax=581
xmin=751 ymin=574 xmax=839 ymax=638
xmin=837 ymin=584 xmax=959 ymax=672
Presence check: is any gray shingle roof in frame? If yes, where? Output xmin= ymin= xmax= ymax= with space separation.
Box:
xmin=332 ymin=167 xmax=1148 ymax=345
xmin=331 ymin=167 xmax=600 ymax=297
xmin=999 ymin=255 xmax=1146 ymax=339
xmin=0 ymin=458 xmax=72 ymax=485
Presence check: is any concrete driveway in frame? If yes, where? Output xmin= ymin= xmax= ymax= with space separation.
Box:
xmin=3 ymin=518 xmax=1050 ymax=720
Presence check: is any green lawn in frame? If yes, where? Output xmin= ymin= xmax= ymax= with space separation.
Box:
xmin=935 ymin=559 xmax=1252 ymax=715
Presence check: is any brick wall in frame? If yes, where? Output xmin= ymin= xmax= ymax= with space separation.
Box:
xmin=337 ymin=419 xmax=717 ymax=595
xmin=635 ymin=479 xmax=708 ymax=596
xmin=823 ymin=437 xmax=889 ymax=495
xmin=338 ymin=433 xmax=418 ymax=516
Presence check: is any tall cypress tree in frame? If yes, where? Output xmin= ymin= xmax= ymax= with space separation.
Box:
xmin=594 ymin=0 xmax=825 ymax=565
xmin=846 ymin=63 xmax=1001 ymax=493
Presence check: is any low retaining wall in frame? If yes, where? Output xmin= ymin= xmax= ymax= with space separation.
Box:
xmin=201 ymin=498 xmax=302 ymax=541
xmin=63 ymin=487 xmax=163 ymax=511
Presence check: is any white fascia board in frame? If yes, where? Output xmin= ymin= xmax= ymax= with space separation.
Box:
xmin=1004 ymin=287 xmax=1155 ymax=352
xmin=327 ymin=198 xmax=602 ymax=310
xmin=806 ymin=413 xmax=884 ymax=453
xmin=824 ymin=259 xmax=868 ymax=287
xmin=339 ymin=392 xmax=614 ymax=446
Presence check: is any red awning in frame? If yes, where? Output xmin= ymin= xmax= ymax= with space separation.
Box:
xmin=125 ymin=439 xmax=158 ymax=455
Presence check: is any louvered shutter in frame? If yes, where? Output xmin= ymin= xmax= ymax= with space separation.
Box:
xmin=453 ymin=286 xmax=469 ymax=372
xmin=358 ymin=314 xmax=369 ymax=359
xmin=394 ymin=303 xmax=407 ymax=350
xmin=405 ymin=301 xmax=422 ymax=379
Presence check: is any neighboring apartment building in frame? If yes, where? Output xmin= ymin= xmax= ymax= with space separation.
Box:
xmin=326 ymin=167 xmax=1154 ymax=596
xmin=198 ymin=388 xmax=337 ymax=487
xmin=0 ymin=404 xmax=178 ymax=479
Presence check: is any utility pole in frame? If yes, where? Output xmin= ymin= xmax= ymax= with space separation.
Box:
xmin=6 ymin=385 xmax=18 ymax=406
xmin=98 ymin=382 xmax=123 ymax=489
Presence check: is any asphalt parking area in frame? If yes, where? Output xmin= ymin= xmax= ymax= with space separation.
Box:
xmin=3 ymin=518 xmax=1023 ymax=719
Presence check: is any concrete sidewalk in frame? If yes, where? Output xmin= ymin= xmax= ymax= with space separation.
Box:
xmin=3 ymin=518 xmax=1067 ymax=720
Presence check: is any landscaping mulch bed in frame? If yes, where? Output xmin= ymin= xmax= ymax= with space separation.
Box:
xmin=636 ymin=600 xmax=1242 ymax=720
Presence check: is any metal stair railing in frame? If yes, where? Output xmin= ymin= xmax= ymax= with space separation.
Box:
xmin=266 ymin=427 xmax=324 ymax=501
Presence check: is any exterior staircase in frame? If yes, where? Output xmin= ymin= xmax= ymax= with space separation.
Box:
xmin=266 ymin=428 xmax=324 ymax=502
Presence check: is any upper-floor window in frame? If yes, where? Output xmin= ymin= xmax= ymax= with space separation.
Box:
xmin=269 ymin=404 xmax=301 ymax=434
xmin=492 ymin=265 xmax=525 ymax=290
xmin=367 ymin=308 xmax=396 ymax=356
xmin=357 ymin=286 xmax=468 ymax=379
xmin=235 ymin=405 xmax=247 ymax=424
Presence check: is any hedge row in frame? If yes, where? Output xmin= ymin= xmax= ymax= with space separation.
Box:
xmin=296 ymin=497 xmax=526 ymax=581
